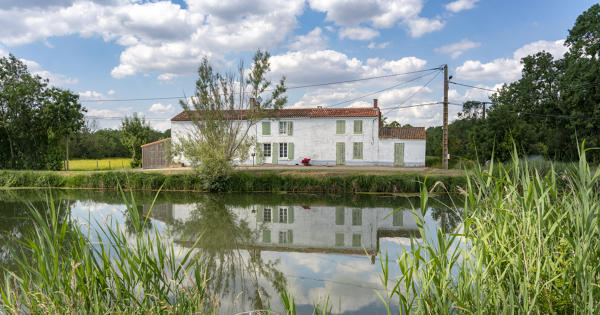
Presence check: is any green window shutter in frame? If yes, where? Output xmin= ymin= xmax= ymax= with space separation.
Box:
xmin=257 ymin=207 xmax=263 ymax=223
xmin=288 ymin=143 xmax=294 ymax=160
xmin=358 ymin=142 xmax=363 ymax=159
xmin=257 ymin=145 xmax=263 ymax=164
xmin=287 ymin=121 xmax=293 ymax=135
xmin=354 ymin=120 xmax=362 ymax=134
xmin=272 ymin=143 xmax=278 ymax=164
xmin=335 ymin=206 xmax=345 ymax=225
xmin=393 ymin=210 xmax=403 ymax=226
xmin=287 ymin=230 xmax=293 ymax=244
xmin=352 ymin=208 xmax=362 ymax=225
xmin=352 ymin=234 xmax=361 ymax=247
xmin=288 ymin=206 xmax=294 ymax=223
xmin=336 ymin=120 xmax=345 ymax=134
xmin=262 ymin=122 xmax=270 ymax=135
xmin=335 ymin=233 xmax=344 ymax=246
xmin=262 ymin=229 xmax=271 ymax=243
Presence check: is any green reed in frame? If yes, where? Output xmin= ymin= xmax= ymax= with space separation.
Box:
xmin=382 ymin=145 xmax=599 ymax=314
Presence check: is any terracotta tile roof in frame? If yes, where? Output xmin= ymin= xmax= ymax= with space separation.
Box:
xmin=171 ymin=107 xmax=379 ymax=121
xmin=140 ymin=138 xmax=171 ymax=148
xmin=379 ymin=127 xmax=426 ymax=140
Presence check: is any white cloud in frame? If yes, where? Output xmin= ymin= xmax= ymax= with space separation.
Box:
xmin=339 ymin=26 xmax=380 ymax=41
xmin=309 ymin=0 xmax=445 ymax=38
xmin=107 ymin=89 xmax=116 ymax=95
xmin=435 ymin=38 xmax=480 ymax=59
xmin=0 ymin=0 xmax=305 ymax=79
xmin=19 ymin=57 xmax=78 ymax=86
xmin=367 ymin=41 xmax=390 ymax=49
xmin=405 ymin=16 xmax=445 ymax=38
xmin=79 ymin=90 xmax=105 ymax=100
xmin=456 ymin=39 xmax=567 ymax=82
xmin=149 ymin=103 xmax=174 ymax=114
xmin=269 ymin=50 xmax=427 ymax=86
xmin=445 ymin=0 xmax=479 ymax=13
xmin=289 ymin=27 xmax=328 ymax=51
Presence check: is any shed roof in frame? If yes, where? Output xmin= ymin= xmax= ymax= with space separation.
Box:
xmin=140 ymin=138 xmax=171 ymax=148
xmin=171 ymin=107 xmax=379 ymax=121
xmin=378 ymin=127 xmax=426 ymax=140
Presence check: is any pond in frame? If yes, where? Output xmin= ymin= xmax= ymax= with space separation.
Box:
xmin=0 ymin=189 xmax=461 ymax=314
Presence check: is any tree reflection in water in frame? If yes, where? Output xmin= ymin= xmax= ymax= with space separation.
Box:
xmin=170 ymin=194 xmax=286 ymax=311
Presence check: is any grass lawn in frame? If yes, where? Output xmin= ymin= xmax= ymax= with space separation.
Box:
xmin=63 ymin=158 xmax=134 ymax=171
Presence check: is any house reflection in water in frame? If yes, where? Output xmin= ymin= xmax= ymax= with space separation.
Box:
xmin=146 ymin=202 xmax=421 ymax=263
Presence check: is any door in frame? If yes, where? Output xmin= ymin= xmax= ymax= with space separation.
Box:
xmin=394 ymin=143 xmax=405 ymax=166
xmin=336 ymin=142 xmax=345 ymax=165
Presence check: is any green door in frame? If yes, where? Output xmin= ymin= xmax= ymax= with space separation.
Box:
xmin=394 ymin=143 xmax=405 ymax=166
xmin=336 ymin=142 xmax=345 ymax=165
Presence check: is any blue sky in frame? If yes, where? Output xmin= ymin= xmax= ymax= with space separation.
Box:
xmin=0 ymin=0 xmax=595 ymax=130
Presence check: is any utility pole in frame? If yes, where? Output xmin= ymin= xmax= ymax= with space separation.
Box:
xmin=482 ymin=102 xmax=486 ymax=119
xmin=442 ymin=65 xmax=449 ymax=169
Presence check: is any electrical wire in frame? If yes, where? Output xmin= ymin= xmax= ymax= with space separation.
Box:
xmin=326 ymin=70 xmax=440 ymax=108
xmin=79 ymin=67 xmax=444 ymax=103
xmin=381 ymin=71 xmax=442 ymax=114
xmin=448 ymin=81 xmax=498 ymax=92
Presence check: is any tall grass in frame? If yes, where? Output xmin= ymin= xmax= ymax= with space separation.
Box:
xmin=382 ymin=146 xmax=600 ymax=313
xmin=0 ymin=187 xmax=334 ymax=314
xmin=0 ymin=188 xmax=215 ymax=314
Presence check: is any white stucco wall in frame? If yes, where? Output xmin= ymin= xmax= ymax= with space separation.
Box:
xmin=171 ymin=116 xmax=425 ymax=166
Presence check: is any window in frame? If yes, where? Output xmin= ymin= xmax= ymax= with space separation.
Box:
xmin=263 ymin=208 xmax=272 ymax=222
xmin=263 ymin=143 xmax=271 ymax=158
xmin=279 ymin=207 xmax=288 ymax=223
xmin=279 ymin=143 xmax=288 ymax=158
xmin=262 ymin=121 xmax=271 ymax=135
xmin=279 ymin=121 xmax=293 ymax=135
xmin=352 ymin=208 xmax=362 ymax=226
xmin=353 ymin=120 xmax=363 ymax=134
xmin=336 ymin=120 xmax=345 ymax=134
xmin=352 ymin=234 xmax=361 ymax=247
xmin=279 ymin=231 xmax=288 ymax=244
xmin=353 ymin=142 xmax=363 ymax=160
xmin=262 ymin=229 xmax=271 ymax=243
xmin=335 ymin=233 xmax=344 ymax=246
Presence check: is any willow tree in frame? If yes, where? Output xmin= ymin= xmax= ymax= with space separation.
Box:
xmin=177 ymin=50 xmax=286 ymax=189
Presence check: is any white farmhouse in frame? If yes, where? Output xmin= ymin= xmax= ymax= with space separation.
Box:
xmin=170 ymin=99 xmax=426 ymax=166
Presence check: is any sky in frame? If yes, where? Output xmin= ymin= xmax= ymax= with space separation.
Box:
xmin=0 ymin=0 xmax=595 ymax=131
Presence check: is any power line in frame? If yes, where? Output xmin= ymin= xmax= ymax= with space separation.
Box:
xmin=326 ymin=71 xmax=440 ymax=108
xmin=79 ymin=67 xmax=444 ymax=103
xmin=448 ymin=81 xmax=498 ymax=92
xmin=381 ymin=71 xmax=441 ymax=114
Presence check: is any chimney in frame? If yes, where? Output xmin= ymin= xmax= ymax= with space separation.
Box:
xmin=250 ymin=97 xmax=258 ymax=111
xmin=373 ymin=99 xmax=378 ymax=108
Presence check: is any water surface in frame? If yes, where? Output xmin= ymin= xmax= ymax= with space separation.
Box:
xmin=0 ymin=189 xmax=460 ymax=314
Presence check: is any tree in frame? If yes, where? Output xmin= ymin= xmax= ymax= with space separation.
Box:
xmin=121 ymin=114 xmax=152 ymax=168
xmin=176 ymin=50 xmax=286 ymax=189
xmin=0 ymin=53 xmax=85 ymax=170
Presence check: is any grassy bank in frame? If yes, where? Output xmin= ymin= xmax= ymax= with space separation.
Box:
xmin=0 ymin=169 xmax=466 ymax=194
xmin=381 ymin=149 xmax=600 ymax=313
xmin=63 ymin=158 xmax=133 ymax=171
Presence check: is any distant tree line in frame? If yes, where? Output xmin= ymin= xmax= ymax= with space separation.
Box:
xmin=427 ymin=4 xmax=600 ymax=164
xmin=68 ymin=123 xmax=170 ymax=161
